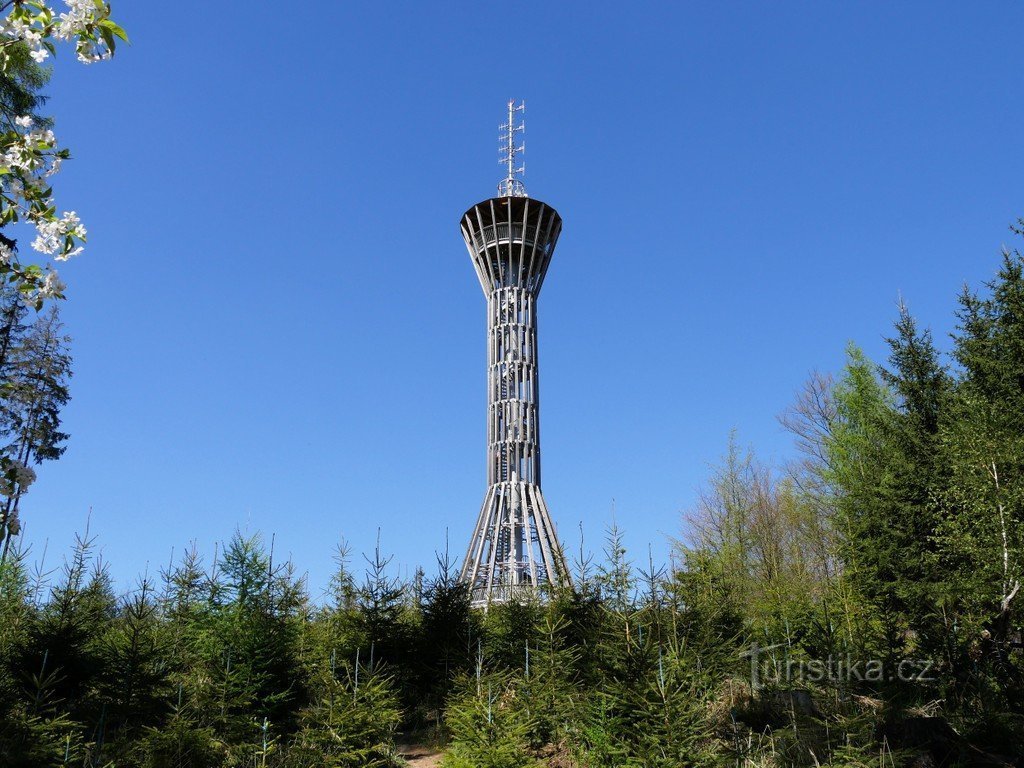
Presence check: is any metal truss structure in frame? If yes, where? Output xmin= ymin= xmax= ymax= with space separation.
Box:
xmin=458 ymin=101 xmax=571 ymax=607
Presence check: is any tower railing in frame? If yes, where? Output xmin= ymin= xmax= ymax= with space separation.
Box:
xmin=469 ymin=223 xmax=543 ymax=252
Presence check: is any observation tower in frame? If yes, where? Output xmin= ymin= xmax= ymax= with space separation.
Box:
xmin=459 ymin=100 xmax=571 ymax=606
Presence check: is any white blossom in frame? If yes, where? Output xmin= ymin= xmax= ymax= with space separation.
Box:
xmin=30 ymin=211 xmax=86 ymax=257
xmin=76 ymin=39 xmax=110 ymax=65
xmin=56 ymin=0 xmax=100 ymax=39
xmin=56 ymin=0 xmax=114 ymax=63
xmin=31 ymin=219 xmax=62 ymax=255
xmin=1 ymin=18 xmax=27 ymax=37
xmin=0 ymin=0 xmax=120 ymax=288
xmin=39 ymin=270 xmax=65 ymax=298
xmin=0 ymin=461 xmax=36 ymax=497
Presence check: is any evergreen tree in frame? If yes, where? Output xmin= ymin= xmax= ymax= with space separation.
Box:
xmin=517 ymin=614 xmax=581 ymax=750
xmin=0 ymin=283 xmax=28 ymax=384
xmin=201 ymin=532 xmax=307 ymax=748
xmin=0 ymin=42 xmax=51 ymax=133
xmin=872 ymin=303 xmax=953 ymax=672
xmin=0 ymin=305 xmax=72 ymax=558
xmin=0 ymin=547 xmax=85 ymax=767
xmin=482 ymin=599 xmax=542 ymax=673
xmin=95 ymin=576 xmax=172 ymax=763
xmin=442 ymin=670 xmax=540 ymax=768
xmin=415 ymin=548 xmax=475 ymax=727
xmin=286 ymin=661 xmax=402 ymax=768
xmin=937 ymin=242 xmax=1024 ymax=710
xmin=355 ymin=534 xmax=411 ymax=671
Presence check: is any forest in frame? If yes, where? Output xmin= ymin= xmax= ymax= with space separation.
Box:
xmin=2 ymin=7 xmax=1024 ymax=767
xmin=2 ymin=240 xmax=1024 ymax=766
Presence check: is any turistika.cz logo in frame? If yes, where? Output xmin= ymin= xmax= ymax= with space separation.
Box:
xmin=740 ymin=642 xmax=936 ymax=689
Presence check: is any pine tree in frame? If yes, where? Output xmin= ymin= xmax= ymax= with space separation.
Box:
xmin=937 ymin=241 xmax=1024 ymax=710
xmin=0 ymin=546 xmax=84 ymax=767
xmin=442 ymin=670 xmax=540 ymax=768
xmin=201 ymin=532 xmax=307 ymax=748
xmin=286 ymin=661 xmax=402 ymax=768
xmin=482 ymin=599 xmax=542 ymax=673
xmin=517 ymin=614 xmax=582 ymax=750
xmin=355 ymin=534 xmax=411 ymax=670
xmin=415 ymin=548 xmax=475 ymax=728
xmin=95 ymin=575 xmax=172 ymax=762
xmin=0 ymin=305 xmax=71 ymax=559
xmin=0 ymin=283 xmax=27 ymax=383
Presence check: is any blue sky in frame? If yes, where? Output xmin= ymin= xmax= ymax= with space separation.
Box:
xmin=17 ymin=2 xmax=1024 ymax=595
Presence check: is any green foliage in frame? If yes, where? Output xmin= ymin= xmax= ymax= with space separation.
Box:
xmin=0 ymin=42 xmax=51 ymax=131
xmin=442 ymin=673 xmax=540 ymax=768
xmin=483 ymin=599 xmax=542 ymax=671
xmin=616 ymin=650 xmax=718 ymax=768
xmin=414 ymin=549 xmax=476 ymax=726
xmin=287 ymin=662 xmax=402 ymax=768
xmin=93 ymin=577 xmax=171 ymax=760
xmin=138 ymin=699 xmax=223 ymax=768
xmin=517 ymin=615 xmax=582 ymax=748
xmin=0 ymin=296 xmax=72 ymax=556
xmin=5 ymin=225 xmax=1024 ymax=767
xmin=682 ymin=433 xmax=827 ymax=644
xmin=566 ymin=694 xmax=628 ymax=768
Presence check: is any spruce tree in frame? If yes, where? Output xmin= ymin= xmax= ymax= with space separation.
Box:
xmin=0 ymin=306 xmax=72 ymax=558
xmin=415 ymin=548 xmax=475 ymax=728
xmin=938 ymin=241 xmax=1024 ymax=710
xmin=874 ymin=303 xmax=951 ymax=658
xmin=286 ymin=661 xmax=402 ymax=768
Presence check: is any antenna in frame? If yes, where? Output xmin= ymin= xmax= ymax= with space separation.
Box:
xmin=497 ymin=99 xmax=527 ymax=197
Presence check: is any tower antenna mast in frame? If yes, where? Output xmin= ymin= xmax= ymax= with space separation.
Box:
xmin=498 ymin=99 xmax=526 ymax=197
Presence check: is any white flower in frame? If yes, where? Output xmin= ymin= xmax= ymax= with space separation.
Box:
xmin=2 ymin=18 xmax=27 ymax=38
xmin=75 ymin=40 xmax=110 ymax=65
xmin=39 ymin=270 xmax=66 ymax=298
xmin=55 ymin=245 xmax=83 ymax=262
xmin=29 ymin=48 xmax=49 ymax=64
xmin=57 ymin=0 xmax=98 ymax=39
xmin=16 ymin=464 xmax=36 ymax=488
xmin=0 ymin=243 xmax=12 ymax=266
xmin=31 ymin=219 xmax=62 ymax=255
xmin=14 ymin=115 xmax=33 ymax=128
xmin=31 ymin=211 xmax=88 ymax=257
xmin=1 ymin=460 xmax=36 ymax=496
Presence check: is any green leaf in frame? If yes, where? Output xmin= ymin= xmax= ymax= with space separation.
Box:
xmin=99 ymin=26 xmax=115 ymax=53
xmin=99 ymin=19 xmax=129 ymax=43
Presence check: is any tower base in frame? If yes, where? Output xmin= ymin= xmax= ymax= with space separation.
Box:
xmin=460 ymin=474 xmax=568 ymax=607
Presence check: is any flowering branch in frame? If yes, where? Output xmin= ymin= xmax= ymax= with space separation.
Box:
xmin=0 ymin=0 xmax=126 ymax=307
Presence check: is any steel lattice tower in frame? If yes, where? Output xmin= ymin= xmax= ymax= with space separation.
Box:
xmin=459 ymin=100 xmax=571 ymax=606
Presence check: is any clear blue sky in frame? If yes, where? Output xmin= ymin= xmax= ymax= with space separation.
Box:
xmin=19 ymin=2 xmax=1024 ymax=595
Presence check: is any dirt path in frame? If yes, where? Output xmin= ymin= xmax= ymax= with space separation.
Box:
xmin=396 ymin=741 xmax=443 ymax=767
